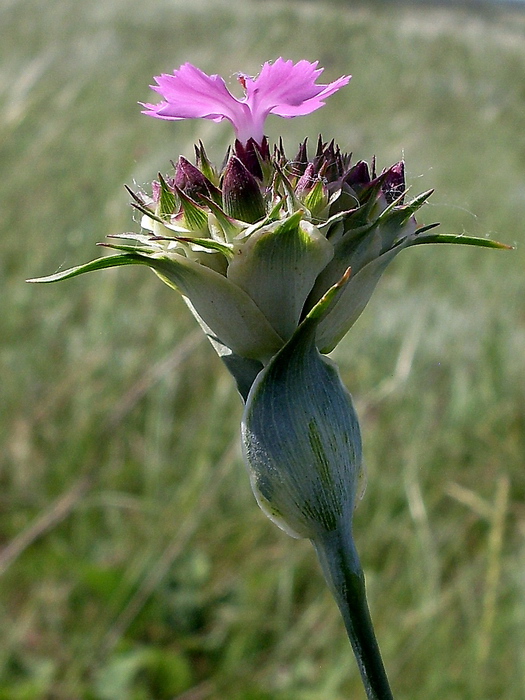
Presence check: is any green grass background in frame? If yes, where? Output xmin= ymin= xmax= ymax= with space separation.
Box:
xmin=1 ymin=0 xmax=525 ymax=698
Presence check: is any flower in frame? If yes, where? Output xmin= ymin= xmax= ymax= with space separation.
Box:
xmin=141 ymin=59 xmax=351 ymax=144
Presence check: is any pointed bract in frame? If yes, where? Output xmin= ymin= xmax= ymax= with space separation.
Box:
xmin=242 ymin=298 xmax=362 ymax=538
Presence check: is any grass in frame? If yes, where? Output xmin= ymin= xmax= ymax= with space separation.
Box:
xmin=1 ymin=0 xmax=525 ymax=697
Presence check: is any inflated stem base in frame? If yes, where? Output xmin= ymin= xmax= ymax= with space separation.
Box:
xmin=313 ymin=526 xmax=394 ymax=700
xmin=241 ymin=275 xmax=394 ymax=698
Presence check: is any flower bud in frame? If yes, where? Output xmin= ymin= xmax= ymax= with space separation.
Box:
xmin=174 ymin=156 xmax=219 ymax=202
xmin=234 ymin=137 xmax=270 ymax=180
xmin=290 ymin=138 xmax=309 ymax=177
xmin=295 ymin=162 xmax=317 ymax=198
xmin=381 ymin=160 xmax=405 ymax=204
xmin=222 ymin=156 xmax=266 ymax=224
xmin=295 ymin=164 xmax=330 ymax=216
xmin=343 ymin=160 xmax=371 ymax=192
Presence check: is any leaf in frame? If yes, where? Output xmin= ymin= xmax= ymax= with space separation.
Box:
xmin=26 ymin=253 xmax=147 ymax=283
xmin=170 ymin=236 xmax=233 ymax=258
xmin=305 ymin=223 xmax=383 ymax=313
xmin=142 ymin=255 xmax=284 ymax=362
xmin=28 ymin=251 xmax=284 ymax=362
xmin=376 ymin=188 xmax=434 ymax=230
xmin=194 ymin=140 xmax=219 ymax=185
xmin=131 ymin=201 xmax=165 ymax=224
xmin=272 ymin=160 xmax=304 ymax=212
xmin=97 ymin=242 xmax=153 ymax=254
xmin=410 ymin=232 xmax=513 ymax=250
xmin=198 ymin=194 xmax=240 ymax=240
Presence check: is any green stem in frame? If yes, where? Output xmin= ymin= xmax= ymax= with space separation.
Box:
xmin=312 ymin=525 xmax=394 ymax=700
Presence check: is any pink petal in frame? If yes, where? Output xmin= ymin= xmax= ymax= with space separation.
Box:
xmin=270 ymin=75 xmax=352 ymax=118
xmin=244 ymin=58 xmax=351 ymax=120
xmin=141 ymin=62 xmax=249 ymax=126
xmin=141 ymin=60 xmax=351 ymax=144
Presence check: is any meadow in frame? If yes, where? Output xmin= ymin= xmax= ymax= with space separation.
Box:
xmin=1 ymin=0 xmax=525 ymax=698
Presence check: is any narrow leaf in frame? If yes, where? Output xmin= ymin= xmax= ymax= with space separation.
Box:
xmin=174 ymin=236 xmax=233 ymax=258
xmin=411 ymin=232 xmax=513 ymax=250
xmin=26 ymin=253 xmax=147 ymax=283
xmin=131 ymin=202 xmax=165 ymax=225
xmin=98 ymin=243 xmax=152 ymax=254
xmin=199 ymin=194 xmax=240 ymax=240
xmin=124 ymin=184 xmax=148 ymax=206
xmin=382 ymin=188 xmax=434 ymax=228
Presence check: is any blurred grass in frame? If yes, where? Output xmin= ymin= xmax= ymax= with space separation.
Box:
xmin=1 ymin=0 xmax=525 ymax=698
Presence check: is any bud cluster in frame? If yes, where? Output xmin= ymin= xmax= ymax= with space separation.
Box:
xmin=111 ymin=136 xmax=438 ymax=363
xmin=30 ymin=133 xmax=506 ymax=380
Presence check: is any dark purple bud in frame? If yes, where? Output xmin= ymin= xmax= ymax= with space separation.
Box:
xmin=222 ymin=155 xmax=266 ymax=224
xmin=318 ymin=139 xmax=342 ymax=182
xmin=324 ymin=139 xmax=336 ymax=162
xmin=344 ymin=160 xmax=371 ymax=190
xmin=174 ymin=156 xmax=219 ymax=202
xmin=295 ymin=162 xmax=317 ymax=198
xmin=234 ymin=137 xmax=270 ymax=180
xmin=274 ymin=137 xmax=286 ymax=161
xmin=381 ymin=161 xmax=406 ymax=204
xmin=308 ymin=138 xmax=349 ymax=184
xmin=340 ymin=149 xmax=352 ymax=173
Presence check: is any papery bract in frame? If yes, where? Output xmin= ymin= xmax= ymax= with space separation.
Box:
xmin=141 ymin=59 xmax=350 ymax=144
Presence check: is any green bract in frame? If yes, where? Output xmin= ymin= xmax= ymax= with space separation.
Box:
xmin=242 ymin=270 xmax=363 ymax=540
xmin=28 ymin=137 xmax=509 ymax=393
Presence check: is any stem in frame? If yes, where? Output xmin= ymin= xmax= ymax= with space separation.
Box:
xmin=312 ymin=525 xmax=394 ymax=700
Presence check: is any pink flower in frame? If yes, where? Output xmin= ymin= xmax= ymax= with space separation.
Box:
xmin=141 ymin=58 xmax=350 ymax=144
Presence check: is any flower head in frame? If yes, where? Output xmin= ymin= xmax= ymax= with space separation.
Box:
xmin=28 ymin=134 xmax=508 ymax=398
xmin=141 ymin=59 xmax=351 ymax=144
